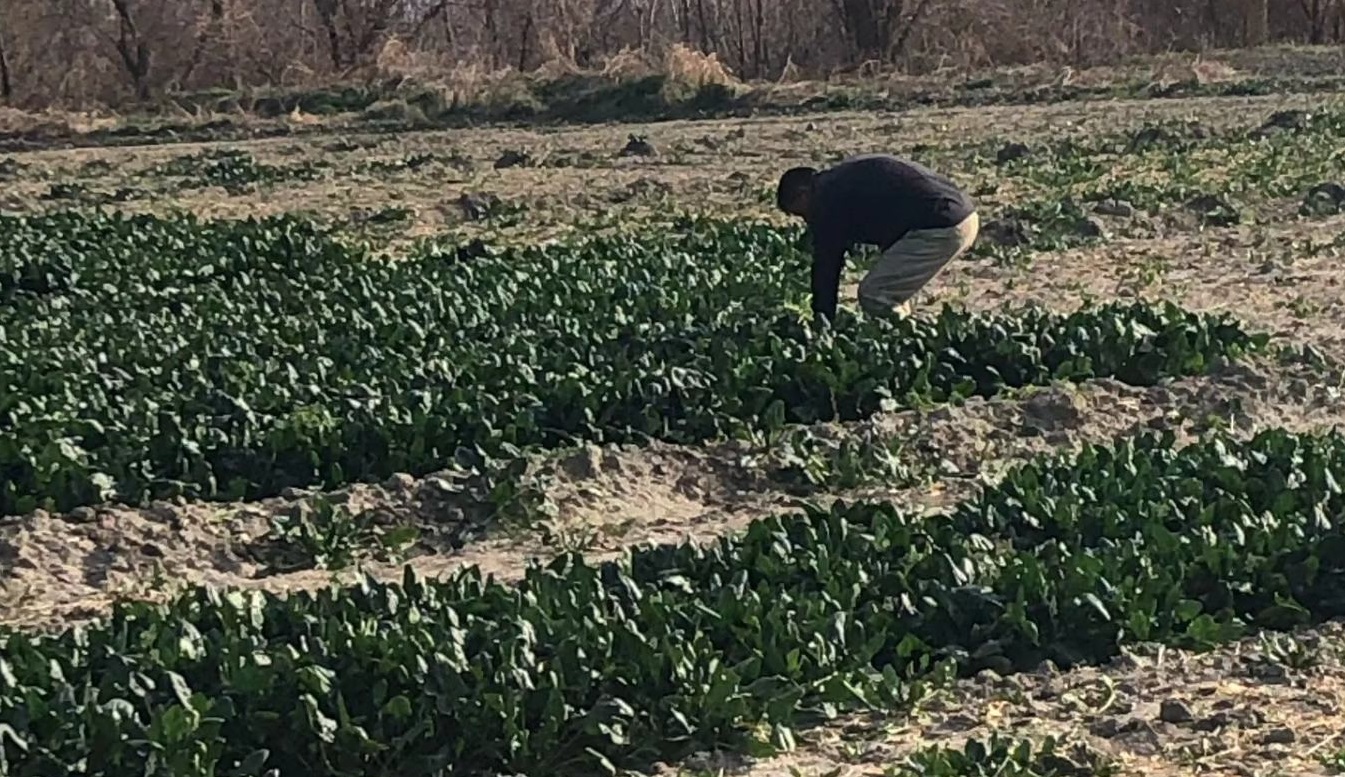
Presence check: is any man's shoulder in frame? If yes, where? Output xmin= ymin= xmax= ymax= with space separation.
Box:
xmin=819 ymin=153 xmax=931 ymax=187
xmin=827 ymin=153 xmax=910 ymax=172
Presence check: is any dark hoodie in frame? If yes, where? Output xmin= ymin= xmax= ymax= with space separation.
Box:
xmin=805 ymin=154 xmax=975 ymax=319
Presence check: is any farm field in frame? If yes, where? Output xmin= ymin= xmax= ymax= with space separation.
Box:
xmin=4 ymin=55 xmax=1345 ymax=776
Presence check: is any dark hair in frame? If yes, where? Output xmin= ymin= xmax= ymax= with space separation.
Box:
xmin=776 ymin=166 xmax=817 ymax=211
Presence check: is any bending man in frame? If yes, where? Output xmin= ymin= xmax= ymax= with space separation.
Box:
xmin=775 ymin=153 xmax=979 ymax=321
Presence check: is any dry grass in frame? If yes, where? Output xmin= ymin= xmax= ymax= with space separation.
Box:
xmin=1 ymin=0 xmax=1336 ymax=110
xmin=0 ymin=107 xmax=122 ymax=136
xmin=1 ymin=45 xmax=1342 ymax=152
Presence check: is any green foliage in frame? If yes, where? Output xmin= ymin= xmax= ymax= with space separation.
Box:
xmin=0 ymin=210 xmax=1263 ymax=515
xmin=1323 ymin=747 xmax=1345 ymax=774
xmin=3 ymin=428 xmax=1344 ymax=775
xmin=147 ymin=149 xmax=326 ymax=194
xmin=749 ymin=425 xmax=930 ymax=493
xmin=891 ymin=734 xmax=1117 ymax=776
xmin=0 ymin=157 xmax=26 ymax=182
xmin=956 ymin=106 xmax=1345 ymax=234
xmin=951 ymin=429 xmax=1345 ymax=652
xmin=262 ymin=495 xmax=420 ymax=573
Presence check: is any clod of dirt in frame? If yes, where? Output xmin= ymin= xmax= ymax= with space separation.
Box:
xmin=1089 ymin=718 xmax=1121 ymax=738
xmin=620 ymin=134 xmax=657 ymax=157
xmin=493 ymin=149 xmax=533 ymax=169
xmin=980 ymin=217 xmax=1032 ymax=247
xmin=1021 ymin=390 xmax=1085 ymax=434
xmin=452 ymin=239 xmax=490 ymax=265
xmin=1260 ymin=727 xmax=1296 ymax=745
xmin=1126 ymin=125 xmax=1177 ymax=152
xmin=457 ymin=192 xmax=500 ymax=221
xmin=1074 ymin=216 xmax=1109 ymax=239
xmin=561 ymin=445 xmax=607 ymax=480
xmin=1092 ymin=199 xmax=1136 ymax=218
xmin=1259 ymin=109 xmax=1310 ymax=134
xmin=1301 ymin=182 xmax=1345 ymax=217
xmin=350 ymin=206 xmax=413 ymax=227
xmin=1193 ymin=711 xmax=1235 ymax=732
xmin=1184 ymin=193 xmax=1241 ymax=226
xmin=1114 ymin=717 xmax=1163 ymax=754
xmin=1159 ymin=698 xmax=1195 ymax=724
xmin=995 ymin=142 xmax=1031 ymax=165
xmin=68 ymin=506 xmax=98 ymax=524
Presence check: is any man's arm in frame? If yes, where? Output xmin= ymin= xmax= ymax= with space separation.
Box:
xmin=809 ymin=236 xmax=846 ymax=321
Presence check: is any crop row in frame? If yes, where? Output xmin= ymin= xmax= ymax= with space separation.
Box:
xmin=1018 ymin=110 xmax=1345 ymax=211
xmin=3 ymin=428 xmax=1342 ymax=775
xmin=904 ymin=105 xmax=1345 ymax=256
xmin=0 ymin=210 xmax=1262 ymax=515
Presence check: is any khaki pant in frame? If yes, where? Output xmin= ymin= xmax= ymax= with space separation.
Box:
xmin=858 ymin=212 xmax=979 ymax=317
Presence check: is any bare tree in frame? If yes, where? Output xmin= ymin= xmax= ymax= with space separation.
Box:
xmin=177 ymin=0 xmax=227 ymax=87
xmin=1297 ymin=0 xmax=1337 ymax=42
xmin=1 ymin=0 xmax=1344 ymax=109
xmin=1245 ymin=0 xmax=1270 ymax=43
xmin=107 ymin=0 xmax=154 ymax=99
xmin=0 ymin=15 xmax=12 ymax=104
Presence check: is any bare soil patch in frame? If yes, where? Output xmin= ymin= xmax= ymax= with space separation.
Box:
xmin=5 ymin=359 xmax=1341 ymax=632
xmin=1 ymin=92 xmax=1334 ymax=247
xmin=669 ymin=622 xmax=1345 ymax=777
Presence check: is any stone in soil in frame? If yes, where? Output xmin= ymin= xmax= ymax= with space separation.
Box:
xmin=1301 ymin=182 xmax=1345 ymax=216
xmin=1159 ymin=698 xmax=1195 ymax=724
xmin=1259 ymin=109 xmax=1310 ymax=133
xmin=996 ymin=142 xmax=1031 ymax=164
xmin=1093 ymin=199 xmax=1136 ymax=218
xmin=980 ymin=217 xmax=1032 ymax=247
xmin=1074 ymin=215 xmax=1109 ymax=239
xmin=494 ymin=149 xmax=533 ymax=169
xmin=620 ymin=134 xmax=657 ymax=157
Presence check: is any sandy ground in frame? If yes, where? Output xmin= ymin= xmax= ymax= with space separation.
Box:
xmin=4 ymin=90 xmax=1345 ymax=775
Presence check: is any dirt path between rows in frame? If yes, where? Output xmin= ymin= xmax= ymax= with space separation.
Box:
xmin=5 ymin=359 xmax=1341 ymax=633
xmin=683 ymin=622 xmax=1345 ymax=777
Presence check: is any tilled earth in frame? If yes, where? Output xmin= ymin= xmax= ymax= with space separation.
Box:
xmin=4 ymin=87 xmax=1345 ymax=775
xmin=699 ymin=623 xmax=1345 ymax=777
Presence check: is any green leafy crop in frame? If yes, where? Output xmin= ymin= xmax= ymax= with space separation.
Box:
xmin=2 ymin=429 xmax=1341 ymax=775
xmin=0 ymin=211 xmax=1263 ymax=515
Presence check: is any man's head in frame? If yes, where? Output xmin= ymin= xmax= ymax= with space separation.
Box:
xmin=776 ymin=166 xmax=818 ymax=218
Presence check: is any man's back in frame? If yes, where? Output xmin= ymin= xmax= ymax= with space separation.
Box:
xmin=809 ymin=154 xmax=974 ymax=253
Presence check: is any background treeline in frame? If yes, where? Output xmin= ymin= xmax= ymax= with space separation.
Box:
xmin=0 ymin=0 xmax=1338 ymax=109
